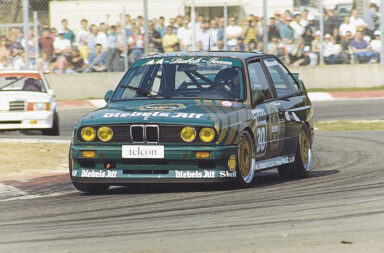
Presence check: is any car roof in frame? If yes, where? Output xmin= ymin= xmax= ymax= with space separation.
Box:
xmin=142 ymin=51 xmax=273 ymax=61
xmin=0 ymin=70 xmax=43 ymax=79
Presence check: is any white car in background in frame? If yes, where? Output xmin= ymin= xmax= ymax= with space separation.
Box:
xmin=0 ymin=70 xmax=59 ymax=135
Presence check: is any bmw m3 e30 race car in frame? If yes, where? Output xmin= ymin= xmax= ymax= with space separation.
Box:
xmin=69 ymin=52 xmax=314 ymax=193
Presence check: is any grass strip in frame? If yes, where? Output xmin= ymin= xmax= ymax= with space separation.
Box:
xmin=314 ymin=120 xmax=384 ymax=131
xmin=308 ymin=85 xmax=384 ymax=93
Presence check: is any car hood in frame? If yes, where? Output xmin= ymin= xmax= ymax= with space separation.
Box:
xmin=80 ymin=99 xmax=250 ymax=127
xmin=0 ymin=91 xmax=51 ymax=102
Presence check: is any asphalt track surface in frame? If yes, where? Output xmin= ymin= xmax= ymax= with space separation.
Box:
xmin=0 ymin=99 xmax=384 ymax=252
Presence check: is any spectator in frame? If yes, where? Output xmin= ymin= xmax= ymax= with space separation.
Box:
xmin=53 ymin=31 xmax=71 ymax=58
xmin=128 ymin=27 xmax=145 ymax=63
xmin=280 ymin=17 xmax=294 ymax=43
xmin=106 ymin=25 xmax=118 ymax=49
xmin=49 ymin=27 xmax=57 ymax=40
xmin=38 ymin=28 xmax=54 ymax=59
xmin=370 ymin=30 xmax=382 ymax=55
xmin=196 ymin=41 xmax=204 ymax=51
xmin=37 ymin=50 xmax=52 ymax=73
xmin=290 ymin=14 xmax=304 ymax=39
xmin=225 ymin=17 xmax=242 ymax=50
xmin=339 ymin=16 xmax=355 ymax=37
xmin=247 ymin=40 xmax=257 ymax=52
xmin=302 ymin=28 xmax=314 ymax=48
xmin=267 ymin=17 xmax=280 ymax=41
xmin=274 ymin=11 xmax=284 ymax=28
xmin=350 ymin=9 xmax=366 ymax=31
xmin=0 ymin=56 xmax=12 ymax=70
xmin=324 ymin=9 xmax=339 ymax=36
xmin=66 ymin=48 xmax=86 ymax=72
xmin=177 ymin=19 xmax=192 ymax=51
xmin=340 ymin=31 xmax=353 ymax=64
xmin=243 ymin=16 xmax=259 ymax=45
xmin=0 ymin=36 xmax=11 ymax=61
xmin=136 ymin=16 xmax=144 ymax=34
xmin=289 ymin=38 xmax=306 ymax=66
xmin=12 ymin=49 xmax=26 ymax=70
xmin=162 ymin=26 xmax=178 ymax=52
xmin=364 ymin=3 xmax=379 ymax=38
xmin=156 ymin=16 xmax=167 ymax=37
xmin=267 ymin=36 xmax=279 ymax=55
xmin=148 ymin=21 xmax=163 ymax=53
xmin=256 ymin=41 xmax=264 ymax=52
xmin=8 ymin=33 xmax=23 ymax=57
xmin=21 ymin=29 xmax=38 ymax=66
xmin=175 ymin=15 xmax=184 ymax=31
xmin=76 ymin=19 xmax=89 ymax=45
xmin=212 ymin=39 xmax=224 ymax=51
xmin=350 ymin=31 xmax=379 ymax=63
xmin=311 ymin=31 xmax=320 ymax=64
xmin=124 ymin=14 xmax=133 ymax=36
xmin=87 ymin=24 xmax=98 ymax=54
xmin=97 ymin=22 xmax=108 ymax=49
xmin=300 ymin=9 xmax=309 ymax=28
xmin=276 ymin=43 xmax=289 ymax=64
xmin=168 ymin=17 xmax=178 ymax=34
xmin=78 ymin=34 xmax=89 ymax=63
xmin=195 ymin=21 xmax=211 ymax=50
xmin=88 ymin=43 xmax=108 ymax=72
xmin=61 ymin=19 xmax=75 ymax=44
xmin=234 ymin=38 xmax=245 ymax=51
xmin=324 ymin=34 xmax=341 ymax=64
xmin=208 ymin=19 xmax=223 ymax=48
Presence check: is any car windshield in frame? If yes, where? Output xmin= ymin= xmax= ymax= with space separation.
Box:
xmin=0 ymin=76 xmax=45 ymax=92
xmin=112 ymin=57 xmax=245 ymax=101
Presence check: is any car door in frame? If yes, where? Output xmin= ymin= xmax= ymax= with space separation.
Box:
xmin=247 ymin=60 xmax=285 ymax=159
xmin=262 ymin=57 xmax=306 ymax=156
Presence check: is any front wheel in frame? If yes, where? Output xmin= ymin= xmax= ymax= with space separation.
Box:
xmin=236 ymin=131 xmax=255 ymax=186
xmin=42 ymin=111 xmax=60 ymax=136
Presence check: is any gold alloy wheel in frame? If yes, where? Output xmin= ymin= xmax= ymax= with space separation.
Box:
xmin=238 ymin=131 xmax=254 ymax=184
xmin=300 ymin=127 xmax=312 ymax=172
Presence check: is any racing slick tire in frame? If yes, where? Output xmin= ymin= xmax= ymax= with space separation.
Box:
xmin=42 ymin=111 xmax=60 ymax=136
xmin=69 ymin=148 xmax=109 ymax=194
xmin=236 ymin=130 xmax=255 ymax=186
xmin=278 ymin=124 xmax=312 ymax=179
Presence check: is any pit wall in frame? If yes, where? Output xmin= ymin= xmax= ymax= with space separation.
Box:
xmin=46 ymin=64 xmax=384 ymax=101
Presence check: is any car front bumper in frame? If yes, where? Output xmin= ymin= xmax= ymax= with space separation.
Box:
xmin=70 ymin=144 xmax=239 ymax=183
xmin=0 ymin=111 xmax=53 ymax=130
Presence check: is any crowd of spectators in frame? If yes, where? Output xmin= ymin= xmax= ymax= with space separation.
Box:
xmin=0 ymin=3 xmax=382 ymax=73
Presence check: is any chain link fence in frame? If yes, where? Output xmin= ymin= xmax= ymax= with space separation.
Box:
xmin=0 ymin=0 xmax=383 ymax=73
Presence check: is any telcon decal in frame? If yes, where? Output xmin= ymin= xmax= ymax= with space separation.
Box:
xmin=102 ymin=112 xmax=204 ymax=119
xmin=175 ymin=170 xmax=215 ymax=179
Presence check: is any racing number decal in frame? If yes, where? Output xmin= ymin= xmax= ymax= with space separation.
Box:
xmin=252 ymin=108 xmax=267 ymax=156
xmin=256 ymin=126 xmax=266 ymax=153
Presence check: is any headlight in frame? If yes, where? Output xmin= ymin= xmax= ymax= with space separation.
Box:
xmin=180 ymin=127 xmax=196 ymax=142
xmin=81 ymin=127 xmax=96 ymax=142
xmin=27 ymin=102 xmax=50 ymax=111
xmin=199 ymin=127 xmax=215 ymax=143
xmin=97 ymin=126 xmax=113 ymax=142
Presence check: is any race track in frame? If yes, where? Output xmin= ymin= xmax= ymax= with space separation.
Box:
xmin=0 ymin=130 xmax=383 ymax=252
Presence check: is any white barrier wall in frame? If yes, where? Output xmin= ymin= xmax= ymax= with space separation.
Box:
xmin=46 ymin=64 xmax=384 ymax=101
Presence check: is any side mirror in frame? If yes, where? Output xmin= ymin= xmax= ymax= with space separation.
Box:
xmin=298 ymin=80 xmax=307 ymax=94
xmin=104 ymin=90 xmax=113 ymax=103
xmin=292 ymin=72 xmax=299 ymax=83
xmin=47 ymin=89 xmax=55 ymax=97
xmin=251 ymin=90 xmax=264 ymax=107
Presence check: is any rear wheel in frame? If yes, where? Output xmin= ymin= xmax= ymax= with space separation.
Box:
xmin=69 ymin=147 xmax=109 ymax=194
xmin=278 ymin=124 xmax=312 ymax=179
xmin=236 ymin=131 xmax=255 ymax=186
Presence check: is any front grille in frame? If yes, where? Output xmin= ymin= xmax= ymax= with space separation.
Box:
xmin=9 ymin=101 xmax=25 ymax=111
xmin=130 ymin=125 xmax=159 ymax=143
xmin=130 ymin=125 xmax=144 ymax=142
xmin=123 ymin=170 xmax=169 ymax=175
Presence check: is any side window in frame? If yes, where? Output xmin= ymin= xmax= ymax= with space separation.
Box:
xmin=247 ymin=61 xmax=272 ymax=100
xmin=263 ymin=57 xmax=299 ymax=97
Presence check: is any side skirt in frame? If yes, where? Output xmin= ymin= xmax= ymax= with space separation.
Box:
xmin=252 ymin=155 xmax=295 ymax=172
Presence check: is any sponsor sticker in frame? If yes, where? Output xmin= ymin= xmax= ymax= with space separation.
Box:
xmin=220 ymin=171 xmax=237 ymax=178
xmin=122 ymin=145 xmax=164 ymax=159
xmin=228 ymin=155 xmax=237 ymax=171
xmin=221 ymin=101 xmax=232 ymax=107
xmin=102 ymin=112 xmax=204 ymax=119
xmin=175 ymin=170 xmax=215 ymax=179
xmin=139 ymin=103 xmax=186 ymax=111
xmin=80 ymin=169 xmax=117 ymax=178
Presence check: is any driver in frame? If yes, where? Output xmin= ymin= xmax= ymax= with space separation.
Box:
xmin=213 ymin=67 xmax=241 ymax=99
xmin=23 ymin=78 xmax=41 ymax=91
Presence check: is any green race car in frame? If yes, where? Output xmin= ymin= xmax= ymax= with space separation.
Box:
xmin=69 ymin=52 xmax=314 ymax=193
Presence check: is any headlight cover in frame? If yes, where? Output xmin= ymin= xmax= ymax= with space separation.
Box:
xmin=97 ymin=126 xmax=113 ymax=142
xmin=180 ymin=127 xmax=196 ymax=142
xmin=199 ymin=127 xmax=215 ymax=142
xmin=81 ymin=127 xmax=96 ymax=142
xmin=27 ymin=102 xmax=50 ymax=111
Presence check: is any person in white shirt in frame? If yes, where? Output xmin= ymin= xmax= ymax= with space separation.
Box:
xmin=76 ymin=19 xmax=89 ymax=45
xmin=370 ymin=30 xmax=381 ymax=53
xmin=350 ymin=9 xmax=367 ymax=31
xmin=323 ymin=34 xmax=341 ymax=64
xmin=177 ymin=19 xmax=192 ymax=51
xmin=96 ymin=22 xmax=108 ymax=50
xmin=290 ymin=14 xmax=305 ymax=39
xmin=339 ymin=16 xmax=356 ymax=37
xmin=208 ymin=19 xmax=223 ymax=48
xmin=53 ymin=31 xmax=71 ymax=56
xmin=225 ymin=17 xmax=242 ymax=50
xmin=195 ymin=22 xmax=212 ymax=51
